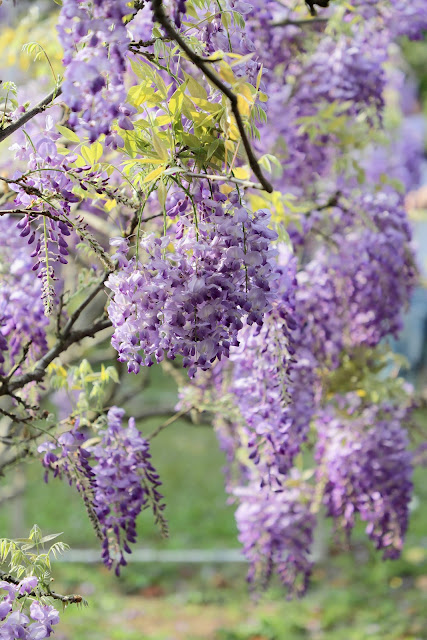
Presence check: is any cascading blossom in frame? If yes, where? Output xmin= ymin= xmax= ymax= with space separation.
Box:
xmin=225 ymin=258 xmax=315 ymax=483
xmin=0 ymin=217 xmax=48 ymax=376
xmin=315 ymin=396 xmax=413 ymax=558
xmin=57 ymin=0 xmax=132 ymax=141
xmin=91 ymin=407 xmax=166 ymax=575
xmin=235 ymin=476 xmax=316 ymax=596
xmin=106 ymin=198 xmax=278 ymax=377
xmin=38 ymin=408 xmax=166 ymax=575
xmin=296 ymin=192 xmax=417 ymax=367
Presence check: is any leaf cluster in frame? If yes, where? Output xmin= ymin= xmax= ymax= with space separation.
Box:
xmin=0 ymin=525 xmax=69 ymax=586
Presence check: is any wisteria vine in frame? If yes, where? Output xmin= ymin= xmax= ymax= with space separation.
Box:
xmin=0 ymin=0 xmax=426 ymax=631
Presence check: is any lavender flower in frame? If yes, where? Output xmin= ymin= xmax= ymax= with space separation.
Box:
xmin=91 ymin=407 xmax=166 ymax=575
xmin=235 ymin=476 xmax=316 ymax=596
xmin=58 ymin=0 xmax=131 ymax=141
xmin=315 ymin=396 xmax=413 ymax=558
xmin=106 ymin=195 xmax=278 ymax=377
xmin=0 ymin=216 xmax=48 ymax=376
xmin=0 ymin=578 xmax=60 ymax=640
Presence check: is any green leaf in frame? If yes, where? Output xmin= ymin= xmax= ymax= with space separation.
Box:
xmin=183 ymin=72 xmax=208 ymax=100
xmin=106 ymin=366 xmax=119 ymax=384
xmin=143 ymin=164 xmax=166 ymax=184
xmin=57 ymin=125 xmax=80 ymax=143
xmin=81 ymin=142 xmax=103 ymax=165
xmin=151 ymin=133 xmax=169 ymax=161
xmin=39 ymin=533 xmax=64 ymax=544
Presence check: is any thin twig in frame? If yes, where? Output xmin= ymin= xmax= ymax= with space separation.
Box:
xmin=61 ymin=276 xmax=109 ymax=337
xmin=0 ymin=87 xmax=62 ymax=144
xmin=181 ymin=171 xmax=265 ymax=190
xmin=0 ymin=318 xmax=112 ymax=397
xmin=0 ymin=573 xmax=86 ymax=606
xmin=151 ymin=0 xmax=273 ymax=193
xmin=0 ymin=406 xmax=32 ymax=424
xmin=126 ymin=212 xmax=163 ymax=237
xmin=147 ymin=409 xmax=190 ymax=440
xmin=3 ymin=342 xmax=32 ymax=383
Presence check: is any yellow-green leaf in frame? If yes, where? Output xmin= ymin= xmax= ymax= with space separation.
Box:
xmin=57 ymin=125 xmax=80 ymax=143
xmin=143 ymin=164 xmax=166 ymax=184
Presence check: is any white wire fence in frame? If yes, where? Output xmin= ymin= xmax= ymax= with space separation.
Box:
xmin=58 ymin=548 xmax=247 ymax=564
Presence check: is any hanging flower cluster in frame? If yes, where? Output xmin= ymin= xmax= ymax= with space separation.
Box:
xmin=106 ymin=200 xmax=279 ymax=377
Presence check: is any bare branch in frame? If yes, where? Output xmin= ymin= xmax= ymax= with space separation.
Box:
xmin=0 ymin=573 xmax=86 ymax=606
xmin=0 ymin=317 xmax=112 ymax=397
xmin=147 ymin=409 xmax=190 ymax=440
xmin=181 ymin=171 xmax=266 ymax=190
xmin=0 ymin=87 xmax=62 ymax=145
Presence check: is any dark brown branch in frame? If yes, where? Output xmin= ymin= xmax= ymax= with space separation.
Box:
xmin=0 ymin=406 xmax=32 ymax=424
xmin=126 ymin=211 xmax=164 ymax=237
xmin=150 ymin=0 xmax=273 ymax=193
xmin=0 ymin=87 xmax=62 ymax=145
xmin=13 ymin=318 xmax=112 ymax=390
xmin=0 ymin=318 xmax=112 ymax=397
xmin=61 ymin=276 xmax=109 ymax=336
xmin=0 ymin=573 xmax=86 ymax=606
xmin=0 ymin=424 xmax=57 ymax=474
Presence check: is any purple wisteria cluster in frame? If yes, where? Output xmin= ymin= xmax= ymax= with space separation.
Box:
xmin=106 ymin=196 xmax=278 ymax=377
xmin=178 ymin=186 xmax=417 ymax=590
xmin=315 ymin=396 xmax=413 ymax=558
xmin=295 ymin=35 xmax=386 ymax=116
xmin=296 ymin=193 xmax=417 ymax=367
xmin=0 ymin=216 xmax=48 ymax=377
xmin=0 ymin=578 xmax=60 ymax=640
xmin=57 ymin=0 xmax=132 ymax=141
xmin=171 ymin=0 xmax=187 ymax=27
xmin=226 ymin=259 xmax=307 ymax=483
xmin=10 ymin=116 xmax=75 ymax=315
xmin=91 ymin=407 xmax=166 ymax=575
xmin=38 ymin=408 xmax=165 ymax=576
xmin=38 ymin=421 xmax=91 ymax=487
xmin=9 ymin=113 xmax=114 ymax=314
xmin=351 ymin=0 xmax=427 ymax=40
xmin=234 ymin=477 xmax=316 ymax=596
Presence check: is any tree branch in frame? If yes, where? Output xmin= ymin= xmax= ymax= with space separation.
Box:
xmin=150 ymin=0 xmax=273 ymax=193
xmin=0 ymin=317 xmax=112 ymax=397
xmin=0 ymin=87 xmax=62 ymax=145
xmin=0 ymin=573 xmax=86 ymax=606
xmin=147 ymin=409 xmax=190 ymax=440
xmin=0 ymin=208 xmax=62 ymax=223
xmin=181 ymin=171 xmax=266 ymax=190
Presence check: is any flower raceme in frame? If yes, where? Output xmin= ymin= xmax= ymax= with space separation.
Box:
xmin=91 ymin=407 xmax=166 ymax=575
xmin=315 ymin=397 xmax=413 ymax=559
xmin=234 ymin=476 xmax=316 ymax=597
xmin=57 ymin=0 xmax=132 ymax=142
xmin=106 ymin=201 xmax=279 ymax=377
xmin=0 ymin=217 xmax=48 ymax=377
xmin=38 ymin=408 xmax=165 ymax=575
